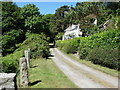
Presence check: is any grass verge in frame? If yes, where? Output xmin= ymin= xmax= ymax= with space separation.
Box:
xmin=58 ymin=48 xmax=119 ymax=78
xmin=17 ymin=58 xmax=77 ymax=88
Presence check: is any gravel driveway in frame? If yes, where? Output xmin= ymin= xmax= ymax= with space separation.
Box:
xmin=50 ymin=48 xmax=118 ymax=88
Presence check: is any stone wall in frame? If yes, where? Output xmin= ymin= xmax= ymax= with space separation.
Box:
xmin=0 ymin=73 xmax=16 ymax=89
xmin=0 ymin=48 xmax=30 ymax=89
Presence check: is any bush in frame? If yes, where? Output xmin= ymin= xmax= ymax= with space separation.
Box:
xmin=79 ymin=29 xmax=120 ymax=49
xmin=56 ymin=29 xmax=120 ymax=70
xmin=2 ymin=30 xmax=24 ymax=56
xmin=88 ymin=48 xmax=119 ymax=70
xmin=62 ymin=42 xmax=77 ymax=54
xmin=2 ymin=34 xmax=50 ymax=73
xmin=79 ymin=48 xmax=90 ymax=59
xmin=56 ymin=38 xmax=81 ymax=54
xmin=78 ymin=29 xmax=120 ymax=70
xmin=30 ymin=40 xmax=50 ymax=59
xmin=55 ymin=32 xmax=64 ymax=40
xmin=2 ymin=50 xmax=24 ymax=73
xmin=88 ymin=25 xmax=100 ymax=35
xmin=18 ymin=34 xmax=50 ymax=58
xmin=55 ymin=40 xmax=64 ymax=49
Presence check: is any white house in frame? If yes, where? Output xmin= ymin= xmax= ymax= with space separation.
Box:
xmin=62 ymin=24 xmax=82 ymax=40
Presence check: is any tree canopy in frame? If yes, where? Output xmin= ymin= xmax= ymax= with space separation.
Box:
xmin=2 ymin=2 xmax=119 ymax=56
xmin=2 ymin=2 xmax=53 ymax=56
xmin=50 ymin=2 xmax=120 ymax=39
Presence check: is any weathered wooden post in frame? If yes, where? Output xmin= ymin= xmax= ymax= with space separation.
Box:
xmin=28 ymin=48 xmax=30 ymax=62
xmin=28 ymin=48 xmax=30 ymax=52
xmin=24 ymin=49 xmax=30 ymax=68
xmin=19 ymin=57 xmax=28 ymax=87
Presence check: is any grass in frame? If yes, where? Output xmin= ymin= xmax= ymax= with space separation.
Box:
xmin=58 ymin=48 xmax=119 ymax=78
xmin=17 ymin=58 xmax=77 ymax=88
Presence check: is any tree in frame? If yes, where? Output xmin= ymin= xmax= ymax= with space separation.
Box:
xmin=73 ymin=2 xmax=108 ymax=36
xmin=20 ymin=4 xmax=41 ymax=33
xmin=50 ymin=2 xmax=112 ymax=39
xmin=2 ymin=2 xmax=21 ymax=33
xmin=55 ymin=5 xmax=70 ymax=19
xmin=40 ymin=14 xmax=53 ymax=38
xmin=107 ymin=2 xmax=120 ymax=15
xmin=21 ymin=4 xmax=40 ymax=19
xmin=24 ymin=15 xmax=41 ymax=33
xmin=50 ymin=5 xmax=70 ymax=41
xmin=55 ymin=5 xmax=70 ymax=29
xmin=2 ymin=2 xmax=24 ymax=56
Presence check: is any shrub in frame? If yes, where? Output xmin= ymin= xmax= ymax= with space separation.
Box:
xmin=79 ymin=29 xmax=120 ymax=70
xmin=62 ymin=42 xmax=77 ymax=54
xmin=56 ymin=29 xmax=120 ymax=70
xmin=79 ymin=48 xmax=90 ymax=59
xmin=2 ymin=30 xmax=23 ymax=56
xmin=79 ymin=29 xmax=120 ymax=49
xmin=88 ymin=48 xmax=119 ymax=70
xmin=55 ymin=40 xmax=64 ymax=49
xmin=18 ymin=34 xmax=50 ymax=59
xmin=88 ymin=25 xmax=100 ymax=35
xmin=30 ymin=40 xmax=50 ymax=59
xmin=56 ymin=38 xmax=81 ymax=54
xmin=2 ymin=34 xmax=50 ymax=73
xmin=55 ymin=32 xmax=64 ymax=40
xmin=2 ymin=50 xmax=24 ymax=73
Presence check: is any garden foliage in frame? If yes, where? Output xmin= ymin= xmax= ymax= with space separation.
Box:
xmin=56 ymin=38 xmax=81 ymax=54
xmin=2 ymin=34 xmax=50 ymax=73
xmin=56 ymin=29 xmax=120 ymax=70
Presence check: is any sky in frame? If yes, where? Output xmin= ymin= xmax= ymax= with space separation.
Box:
xmin=15 ymin=2 xmax=86 ymax=15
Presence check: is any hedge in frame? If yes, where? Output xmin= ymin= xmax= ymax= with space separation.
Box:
xmin=56 ymin=29 xmax=120 ymax=70
xmin=79 ymin=29 xmax=120 ymax=49
xmin=78 ymin=29 xmax=120 ymax=70
xmin=56 ymin=38 xmax=81 ymax=54
xmin=87 ymin=48 xmax=120 ymax=70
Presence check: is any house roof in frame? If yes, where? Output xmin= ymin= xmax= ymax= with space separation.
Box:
xmin=65 ymin=24 xmax=80 ymax=32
